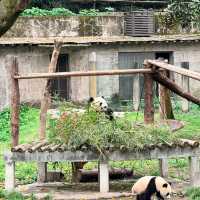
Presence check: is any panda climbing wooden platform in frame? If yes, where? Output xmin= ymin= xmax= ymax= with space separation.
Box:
xmin=4 ymin=139 xmax=200 ymax=192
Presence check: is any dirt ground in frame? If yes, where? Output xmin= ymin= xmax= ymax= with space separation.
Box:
xmin=17 ymin=179 xmax=190 ymax=200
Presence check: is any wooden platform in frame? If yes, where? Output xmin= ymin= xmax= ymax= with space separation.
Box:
xmin=4 ymin=139 xmax=200 ymax=192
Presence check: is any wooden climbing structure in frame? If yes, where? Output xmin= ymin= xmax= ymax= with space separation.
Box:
xmin=4 ymin=40 xmax=200 ymax=193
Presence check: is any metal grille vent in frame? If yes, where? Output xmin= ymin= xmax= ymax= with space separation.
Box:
xmin=124 ymin=10 xmax=155 ymax=37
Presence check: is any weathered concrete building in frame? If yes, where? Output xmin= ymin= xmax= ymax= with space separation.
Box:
xmin=0 ymin=15 xmax=200 ymax=110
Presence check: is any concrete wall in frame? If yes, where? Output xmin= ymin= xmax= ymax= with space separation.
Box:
xmin=0 ymin=42 xmax=200 ymax=110
xmin=4 ymin=15 xmax=124 ymax=38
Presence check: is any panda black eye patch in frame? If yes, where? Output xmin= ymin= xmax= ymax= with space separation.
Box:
xmin=100 ymin=102 xmax=102 ymax=106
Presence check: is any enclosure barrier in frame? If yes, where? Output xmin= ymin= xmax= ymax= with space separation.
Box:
xmin=4 ymin=41 xmax=200 ymax=193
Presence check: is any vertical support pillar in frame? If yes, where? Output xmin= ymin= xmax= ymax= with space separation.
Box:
xmin=6 ymin=56 xmax=20 ymax=147
xmin=89 ymin=52 xmax=97 ymax=97
xmin=189 ymin=156 xmax=200 ymax=187
xmin=144 ymin=60 xmax=154 ymax=124
xmin=159 ymin=158 xmax=168 ymax=178
xmin=181 ymin=62 xmax=190 ymax=112
xmin=4 ymin=152 xmax=15 ymax=192
xmin=158 ymin=59 xmax=174 ymax=120
xmin=133 ymin=63 xmax=140 ymax=111
xmin=37 ymin=162 xmax=47 ymax=183
xmin=99 ymin=160 xmax=109 ymax=193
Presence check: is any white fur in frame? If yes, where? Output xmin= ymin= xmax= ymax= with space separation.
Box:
xmin=90 ymin=97 xmax=108 ymax=112
xmin=131 ymin=176 xmax=172 ymax=199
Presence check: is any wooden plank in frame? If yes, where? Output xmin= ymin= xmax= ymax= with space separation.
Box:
xmin=10 ymin=146 xmax=200 ymax=162
xmin=6 ymin=56 xmax=20 ymax=147
xmin=148 ymin=59 xmax=200 ymax=81
xmin=14 ymin=68 xmax=154 ymax=79
xmin=144 ymin=60 xmax=154 ymax=124
xmin=39 ymin=41 xmax=62 ymax=140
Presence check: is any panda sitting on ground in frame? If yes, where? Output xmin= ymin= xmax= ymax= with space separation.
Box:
xmin=88 ymin=96 xmax=114 ymax=120
xmin=132 ymin=176 xmax=172 ymax=200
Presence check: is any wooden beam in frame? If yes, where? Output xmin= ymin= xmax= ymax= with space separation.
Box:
xmin=39 ymin=41 xmax=62 ymax=140
xmin=152 ymin=72 xmax=200 ymax=106
xmin=148 ymin=60 xmax=200 ymax=81
xmin=144 ymin=60 xmax=154 ymax=124
xmin=14 ymin=69 xmax=154 ymax=79
xmin=6 ymin=56 xmax=20 ymax=147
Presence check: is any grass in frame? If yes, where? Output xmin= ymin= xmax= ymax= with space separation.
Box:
xmin=186 ymin=187 xmax=200 ymax=200
xmin=0 ymin=104 xmax=199 ymax=199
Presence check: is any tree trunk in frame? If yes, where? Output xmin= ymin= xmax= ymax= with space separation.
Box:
xmin=39 ymin=41 xmax=62 ymax=140
xmin=0 ymin=0 xmax=31 ymax=36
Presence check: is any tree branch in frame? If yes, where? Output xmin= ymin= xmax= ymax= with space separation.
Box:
xmin=0 ymin=0 xmax=31 ymax=36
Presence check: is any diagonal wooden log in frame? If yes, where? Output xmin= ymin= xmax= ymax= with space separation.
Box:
xmin=39 ymin=40 xmax=62 ymax=140
xmin=148 ymin=59 xmax=200 ymax=81
xmin=152 ymin=72 xmax=200 ymax=106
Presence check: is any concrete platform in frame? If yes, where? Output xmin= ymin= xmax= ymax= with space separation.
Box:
xmin=16 ymin=180 xmax=189 ymax=200
xmin=16 ymin=182 xmax=133 ymax=200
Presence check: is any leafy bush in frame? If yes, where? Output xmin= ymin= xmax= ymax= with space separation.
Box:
xmin=167 ymin=0 xmax=200 ymax=27
xmin=21 ymin=7 xmax=75 ymax=16
xmin=48 ymin=103 xmax=176 ymax=153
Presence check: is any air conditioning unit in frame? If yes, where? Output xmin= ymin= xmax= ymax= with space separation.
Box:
xmin=124 ymin=10 xmax=155 ymax=37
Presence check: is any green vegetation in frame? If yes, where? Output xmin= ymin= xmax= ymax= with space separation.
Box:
xmin=21 ymin=7 xmax=114 ymax=17
xmin=0 ymin=103 xmax=199 ymax=197
xmin=21 ymin=7 xmax=75 ymax=17
xmin=0 ymin=105 xmax=39 ymax=184
xmin=48 ymin=103 xmax=175 ymax=153
xmin=186 ymin=187 xmax=200 ymax=200
xmin=167 ymin=0 xmax=200 ymax=28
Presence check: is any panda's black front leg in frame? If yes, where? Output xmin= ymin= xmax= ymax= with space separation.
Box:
xmin=156 ymin=192 xmax=164 ymax=200
xmin=136 ymin=194 xmax=151 ymax=200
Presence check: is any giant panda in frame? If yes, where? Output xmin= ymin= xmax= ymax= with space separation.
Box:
xmin=131 ymin=176 xmax=172 ymax=200
xmin=88 ymin=96 xmax=114 ymax=120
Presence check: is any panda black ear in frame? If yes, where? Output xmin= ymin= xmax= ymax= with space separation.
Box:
xmin=168 ymin=182 xmax=172 ymax=186
xmin=101 ymin=96 xmax=105 ymax=99
xmin=163 ymin=183 xmax=168 ymax=188
xmin=89 ymin=97 xmax=94 ymax=102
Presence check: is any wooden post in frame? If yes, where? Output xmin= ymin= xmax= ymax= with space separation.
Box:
xmin=158 ymin=59 xmax=174 ymax=120
xmin=38 ymin=41 xmax=62 ymax=183
xmin=181 ymin=62 xmax=190 ymax=112
xmin=144 ymin=60 xmax=154 ymax=124
xmin=6 ymin=56 xmax=20 ymax=147
xmin=99 ymin=160 xmax=109 ymax=193
xmin=4 ymin=152 xmax=15 ymax=191
xmin=89 ymin=52 xmax=97 ymax=97
xmin=189 ymin=156 xmax=200 ymax=187
xmin=39 ymin=41 xmax=62 ymax=140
